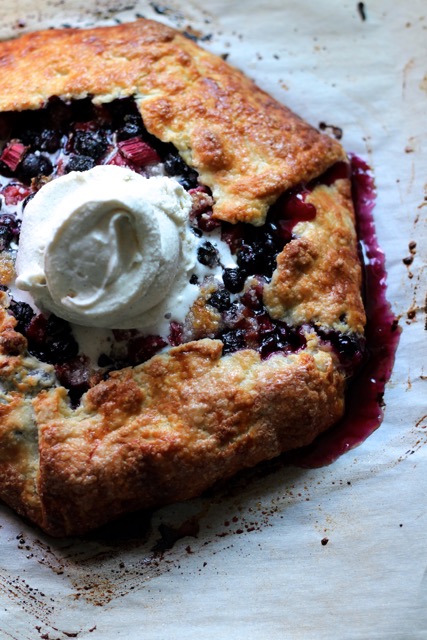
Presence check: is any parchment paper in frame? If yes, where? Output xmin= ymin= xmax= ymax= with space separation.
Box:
xmin=0 ymin=1 xmax=425 ymax=638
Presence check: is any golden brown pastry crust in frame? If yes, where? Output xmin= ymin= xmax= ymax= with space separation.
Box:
xmin=0 ymin=19 xmax=364 ymax=536
xmin=0 ymin=19 xmax=344 ymax=225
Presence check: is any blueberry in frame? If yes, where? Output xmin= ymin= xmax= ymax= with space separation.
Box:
xmin=18 ymin=153 xmax=53 ymax=183
xmin=220 ymin=329 xmax=246 ymax=354
xmin=236 ymin=245 xmax=261 ymax=274
xmin=73 ymin=130 xmax=108 ymax=159
xmin=197 ymin=241 xmax=220 ymax=268
xmin=222 ymin=267 xmax=246 ymax=293
xmin=116 ymin=115 xmax=143 ymax=141
xmin=164 ymin=151 xmax=198 ymax=189
xmin=164 ymin=152 xmax=186 ymax=176
xmin=177 ymin=173 xmax=199 ymax=190
xmin=207 ymin=289 xmax=231 ymax=312
xmin=65 ymin=155 xmax=95 ymax=172
xmin=38 ymin=128 xmax=62 ymax=152
xmin=259 ymin=325 xmax=291 ymax=359
xmin=22 ymin=128 xmax=61 ymax=152
xmin=336 ymin=334 xmax=363 ymax=361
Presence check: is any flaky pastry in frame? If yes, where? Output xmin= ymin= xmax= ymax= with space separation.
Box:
xmin=0 ymin=19 xmax=365 ymax=535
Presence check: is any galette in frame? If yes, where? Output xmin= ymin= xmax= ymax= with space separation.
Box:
xmin=0 ymin=19 xmax=366 ymax=535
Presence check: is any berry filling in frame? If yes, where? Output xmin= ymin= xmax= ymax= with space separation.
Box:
xmin=0 ymin=96 xmax=363 ymax=404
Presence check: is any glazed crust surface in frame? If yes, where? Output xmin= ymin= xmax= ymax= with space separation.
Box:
xmin=0 ymin=19 xmax=365 ymax=536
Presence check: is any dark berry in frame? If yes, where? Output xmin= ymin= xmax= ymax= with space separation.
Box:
xmin=197 ymin=210 xmax=220 ymax=232
xmin=26 ymin=313 xmax=48 ymax=344
xmin=220 ymin=329 xmax=246 ymax=355
xmin=73 ymin=130 xmax=108 ymax=159
xmin=236 ymin=238 xmax=278 ymax=279
xmin=116 ymin=115 xmax=143 ymax=141
xmin=241 ymin=281 xmax=264 ymax=311
xmin=207 ymin=289 xmax=231 ymax=312
xmin=197 ymin=241 xmax=220 ymax=268
xmin=178 ymin=173 xmax=199 ymax=190
xmin=169 ymin=321 xmax=183 ymax=346
xmin=46 ymin=313 xmax=72 ymax=337
xmin=0 ymin=214 xmax=18 ymax=250
xmin=222 ymin=268 xmax=246 ymax=293
xmin=164 ymin=152 xmax=187 ymax=176
xmin=335 ymin=333 xmax=365 ymax=370
xmin=8 ymin=300 xmax=35 ymax=333
xmin=189 ymin=274 xmax=199 ymax=285
xmin=164 ymin=151 xmax=198 ymax=189
xmin=43 ymin=337 xmax=79 ymax=364
xmin=221 ymin=222 xmax=245 ymax=254
xmin=65 ymin=154 xmax=96 ymax=172
xmin=39 ymin=128 xmax=62 ymax=152
xmin=22 ymin=128 xmax=61 ymax=153
xmin=55 ymin=356 xmax=91 ymax=407
xmin=128 ymin=334 xmax=167 ymax=365
xmin=259 ymin=324 xmax=293 ymax=359
xmin=236 ymin=245 xmax=261 ymax=273
xmin=18 ymin=153 xmax=53 ymax=183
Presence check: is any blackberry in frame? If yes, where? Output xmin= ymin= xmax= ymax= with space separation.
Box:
xmin=18 ymin=153 xmax=53 ymax=183
xmin=237 ymin=238 xmax=278 ymax=278
xmin=8 ymin=300 xmax=35 ymax=333
xmin=73 ymin=130 xmax=108 ymax=159
xmin=207 ymin=289 xmax=231 ymax=312
xmin=65 ymin=154 xmax=96 ymax=173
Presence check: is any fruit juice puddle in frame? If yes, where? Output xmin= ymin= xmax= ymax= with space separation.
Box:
xmin=287 ymin=155 xmax=401 ymax=468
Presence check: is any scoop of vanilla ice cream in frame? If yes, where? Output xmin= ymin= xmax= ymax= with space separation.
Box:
xmin=15 ymin=166 xmax=196 ymax=329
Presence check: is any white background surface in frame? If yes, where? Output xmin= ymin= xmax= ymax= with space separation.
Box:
xmin=0 ymin=1 xmax=426 ymax=638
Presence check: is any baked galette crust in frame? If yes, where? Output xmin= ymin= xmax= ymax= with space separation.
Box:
xmin=0 ymin=19 xmax=365 ymax=536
